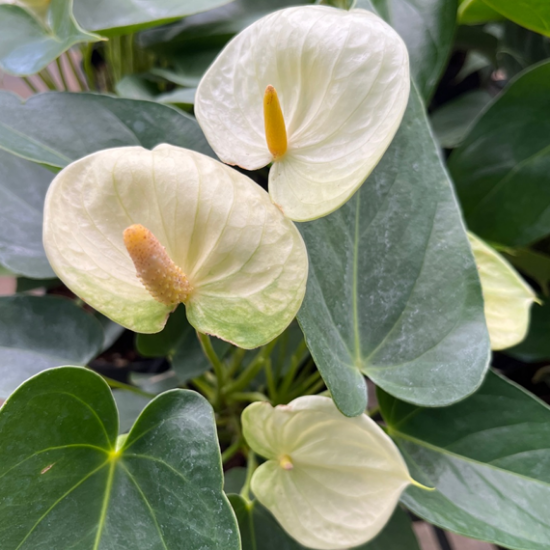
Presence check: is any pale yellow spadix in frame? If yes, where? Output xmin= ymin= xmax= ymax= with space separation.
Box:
xmin=242 ymin=396 xmax=416 ymax=550
xmin=195 ymin=6 xmax=410 ymax=222
xmin=263 ymin=85 xmax=287 ymax=160
xmin=469 ymin=232 xmax=536 ymax=350
xmin=43 ymin=145 xmax=308 ymax=349
xmin=123 ymin=224 xmax=192 ymax=306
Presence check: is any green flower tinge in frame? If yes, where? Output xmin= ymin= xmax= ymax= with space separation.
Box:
xmin=43 ymin=145 xmax=308 ymax=349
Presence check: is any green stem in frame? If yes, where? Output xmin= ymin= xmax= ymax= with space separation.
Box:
xmin=227 ymin=347 xmax=246 ymax=378
xmin=100 ymin=375 xmax=155 ymax=398
xmin=197 ymin=332 xmax=226 ymax=408
xmin=65 ymin=50 xmax=87 ymax=90
xmin=190 ymin=376 xmax=216 ymax=402
xmin=22 ymin=76 xmax=39 ymax=93
xmin=37 ymin=70 xmax=56 ymax=90
xmin=264 ymin=357 xmax=277 ymax=401
xmin=278 ymin=350 xmax=305 ymax=398
xmin=55 ymin=57 xmax=69 ymax=90
xmin=302 ymin=378 xmax=325 ymax=395
xmin=228 ymin=392 xmax=269 ymax=403
xmin=240 ymin=450 xmax=257 ymax=503
xmin=221 ymin=438 xmax=243 ymax=463
xmin=82 ymin=43 xmax=96 ymax=90
xmin=225 ymin=340 xmax=276 ymax=395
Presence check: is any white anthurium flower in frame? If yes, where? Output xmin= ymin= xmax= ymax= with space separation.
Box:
xmin=43 ymin=144 xmax=308 ymax=349
xmin=242 ymin=396 xmax=423 ymax=550
xmin=195 ymin=5 xmax=410 ymax=222
xmin=469 ymin=232 xmax=536 ymax=350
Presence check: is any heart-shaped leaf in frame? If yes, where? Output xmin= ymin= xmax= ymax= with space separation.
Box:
xmin=72 ymin=0 xmax=232 ymax=35
xmin=0 ymin=295 xmax=103 ymax=398
xmin=0 ymin=366 xmax=240 ymax=549
xmin=0 ymin=149 xmax=55 ymax=278
xmin=450 ymin=60 xmax=550 ymax=246
xmin=0 ymin=0 xmax=101 ymax=76
xmin=298 ymin=85 xmax=490 ymax=416
xmin=0 ymin=91 xmax=214 ymax=170
xmin=380 ymin=370 xmax=550 ymax=550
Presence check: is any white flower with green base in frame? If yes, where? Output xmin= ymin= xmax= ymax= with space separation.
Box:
xmin=242 ymin=396 xmax=427 ymax=549
xmin=43 ymin=144 xmax=308 ymax=349
xmin=195 ymin=5 xmax=410 ymax=222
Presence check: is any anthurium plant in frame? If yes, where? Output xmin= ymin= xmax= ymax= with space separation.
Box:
xmin=1 ymin=1 xmax=549 ymax=549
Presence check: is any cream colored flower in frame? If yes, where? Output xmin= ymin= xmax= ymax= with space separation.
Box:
xmin=242 ymin=396 xmax=416 ymax=549
xmin=195 ymin=5 xmax=410 ymax=222
xmin=43 ymin=145 xmax=308 ymax=349
xmin=469 ymin=232 xmax=536 ymax=350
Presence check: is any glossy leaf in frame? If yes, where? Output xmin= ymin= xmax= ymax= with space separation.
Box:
xmin=450 ymin=60 xmax=550 ymax=246
xmin=0 ymin=295 xmax=103 ymax=398
xmin=508 ymin=299 xmax=550 ymax=362
xmin=73 ymin=0 xmax=232 ymax=34
xmin=0 ymin=149 xmax=54 ymax=278
xmin=430 ymin=90 xmax=492 ymax=149
xmin=469 ymin=232 xmax=536 ymax=350
xmin=242 ymin=396 xmax=413 ymax=549
xmin=298 ymin=85 xmax=490 ymax=416
xmin=0 ymin=91 xmax=213 ymax=169
xmin=483 ymin=0 xmax=550 ymax=37
xmin=196 ymin=5 xmax=410 ymax=221
xmin=369 ymin=0 xmax=458 ymax=100
xmin=458 ymin=0 xmax=502 ymax=24
xmin=380 ymin=370 xmax=550 ymax=550
xmin=0 ymin=0 xmax=100 ymax=76
xmin=44 ymin=144 xmax=308 ymax=348
xmin=230 ymin=496 xmax=420 ymax=550
xmin=505 ymin=247 xmax=550 ymax=296
xmin=0 ymin=367 xmax=240 ymax=549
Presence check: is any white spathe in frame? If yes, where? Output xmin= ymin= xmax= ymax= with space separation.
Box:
xmin=469 ymin=232 xmax=536 ymax=350
xmin=43 ymin=144 xmax=308 ymax=349
xmin=242 ymin=396 xmax=413 ymax=549
xmin=195 ymin=5 xmax=410 ymax=222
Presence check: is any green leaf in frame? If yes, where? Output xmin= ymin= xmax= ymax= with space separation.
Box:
xmin=112 ymin=390 xmax=151 ymax=433
xmin=450 ymin=60 xmax=550 ymax=246
xmin=297 ymin=85 xmax=490 ymax=417
xmin=0 ymin=149 xmax=55 ymax=278
xmin=369 ymin=0 xmax=458 ymax=100
xmin=157 ymin=87 xmax=196 ymax=106
xmin=73 ymin=0 xmax=233 ymax=35
xmin=229 ymin=496 xmax=420 ymax=550
xmin=430 ymin=90 xmax=492 ymax=149
xmin=0 ymin=295 xmax=103 ymax=398
xmin=0 ymin=367 xmax=240 ymax=549
xmin=507 ymin=299 xmax=550 ymax=362
xmin=505 ymin=247 xmax=550 ymax=296
xmin=458 ymin=0 xmax=503 ymax=24
xmin=0 ymin=0 xmax=101 ymax=76
xmin=137 ymin=306 xmax=230 ymax=383
xmin=483 ymin=0 xmax=550 ymax=37
xmin=379 ymin=370 xmax=550 ymax=550
xmin=0 ymin=91 xmax=214 ymax=169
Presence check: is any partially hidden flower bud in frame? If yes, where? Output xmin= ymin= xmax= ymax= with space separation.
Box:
xmin=123 ymin=224 xmax=191 ymax=306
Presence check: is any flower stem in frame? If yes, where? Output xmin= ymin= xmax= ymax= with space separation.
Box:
xmin=55 ymin=57 xmax=69 ymax=91
xmin=197 ymin=332 xmax=226 ymax=409
xmin=22 ymin=76 xmax=39 ymax=93
xmin=221 ymin=437 xmax=243 ymax=464
xmin=240 ymin=450 xmax=257 ymax=503
xmin=100 ymin=375 xmax=155 ymax=398
xmin=65 ymin=50 xmax=87 ymax=90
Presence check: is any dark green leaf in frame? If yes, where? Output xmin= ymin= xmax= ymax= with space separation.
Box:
xmin=0 ymin=150 xmax=55 ymax=278
xmin=0 ymin=295 xmax=104 ymax=398
xmin=73 ymin=0 xmax=232 ymax=35
xmin=0 ymin=0 xmax=100 ymax=76
xmin=229 ymin=495 xmax=420 ymax=550
xmin=16 ymin=277 xmax=59 ymax=293
xmin=0 ymin=91 xmax=213 ymax=169
xmin=298 ymin=85 xmax=490 ymax=416
xmin=380 ymin=370 xmax=550 ymax=550
xmin=137 ymin=306 xmax=230 ymax=383
xmin=430 ymin=90 xmax=492 ymax=149
xmin=507 ymin=300 xmax=550 ymax=361
xmin=450 ymin=60 xmax=550 ymax=246
xmin=369 ymin=0 xmax=458 ymax=100
xmin=504 ymin=247 xmax=550 ymax=296
xmin=94 ymin=314 xmax=126 ymax=352
xmin=0 ymin=367 xmax=240 ymax=549
xmin=458 ymin=0 xmax=503 ymax=24
xmin=483 ymin=0 xmax=550 ymax=37
xmin=224 ymin=467 xmax=247 ymax=494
